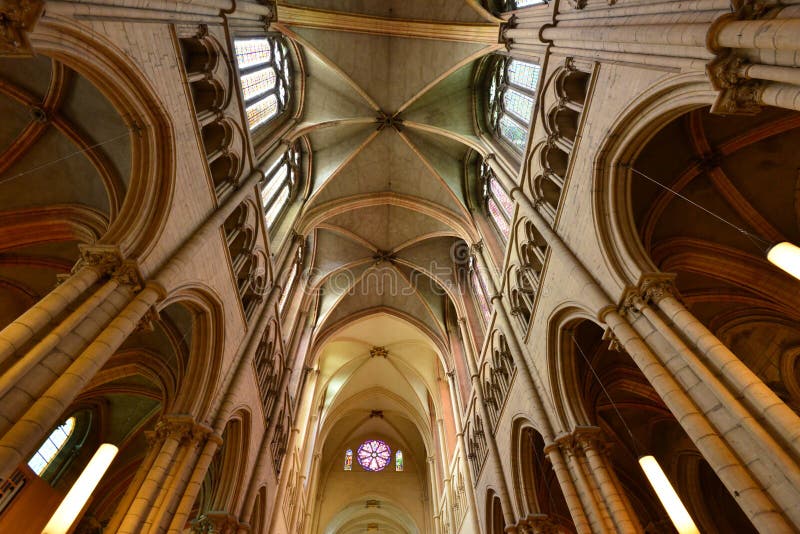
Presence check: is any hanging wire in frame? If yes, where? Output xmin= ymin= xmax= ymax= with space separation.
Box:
xmin=0 ymin=129 xmax=133 ymax=187
xmin=570 ymin=332 xmax=644 ymax=459
xmin=628 ymin=166 xmax=773 ymax=255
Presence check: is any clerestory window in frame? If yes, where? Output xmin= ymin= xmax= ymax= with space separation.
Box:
xmin=234 ymin=36 xmax=292 ymax=131
xmin=486 ymin=57 xmax=541 ymax=153
xmin=480 ymin=160 xmax=513 ymax=241
xmin=261 ymin=142 xmax=301 ymax=231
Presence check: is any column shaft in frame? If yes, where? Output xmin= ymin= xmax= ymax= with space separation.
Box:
xmin=605 ymin=310 xmax=793 ymax=533
xmin=0 ymin=265 xmax=100 ymax=366
xmin=0 ymin=285 xmax=158 ymax=480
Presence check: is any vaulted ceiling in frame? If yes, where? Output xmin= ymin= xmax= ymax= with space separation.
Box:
xmin=277 ymin=1 xmax=501 ymax=531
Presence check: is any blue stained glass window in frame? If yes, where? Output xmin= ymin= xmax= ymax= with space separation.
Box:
xmin=503 ymin=89 xmax=534 ymax=125
xmin=508 ymin=60 xmax=541 ymax=92
xmin=357 ymin=439 xmax=392 ymax=472
xmin=499 ymin=115 xmax=528 ymax=151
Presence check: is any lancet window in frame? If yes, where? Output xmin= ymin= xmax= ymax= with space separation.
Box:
xmin=261 ymin=142 xmax=301 ymax=230
xmin=279 ymin=245 xmax=303 ymax=313
xmin=27 ymin=417 xmax=75 ymax=476
xmin=234 ymin=36 xmax=292 ymax=130
xmin=480 ymin=160 xmax=513 ymax=241
xmin=486 ymin=57 xmax=541 ymax=153
xmin=469 ymin=255 xmax=492 ymax=324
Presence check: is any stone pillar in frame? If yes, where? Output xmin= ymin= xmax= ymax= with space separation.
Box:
xmin=166 ymin=429 xmax=223 ymax=533
xmin=551 ymin=434 xmax=613 ymax=533
xmin=0 ymin=262 xmax=101 ymax=367
xmin=117 ymin=415 xmax=198 ymax=534
xmin=573 ymin=426 xmax=642 ymax=533
xmin=446 ymin=371 xmax=482 ymax=534
xmin=0 ymin=283 xmax=160 ymax=480
xmin=603 ymin=309 xmax=794 ymax=533
xmin=437 ymin=417 xmax=458 ymax=533
xmin=456 ymin=317 xmax=518 ymax=530
xmin=148 ymin=421 xmax=215 ymax=533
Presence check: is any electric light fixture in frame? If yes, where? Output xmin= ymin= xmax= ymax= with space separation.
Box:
xmin=767 ymin=242 xmax=800 ymax=281
xmin=639 ymin=455 xmax=700 ymax=534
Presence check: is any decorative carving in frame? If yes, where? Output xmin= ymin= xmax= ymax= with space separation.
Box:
xmin=135 ymin=308 xmax=160 ymax=333
xmin=707 ymin=53 xmax=763 ymax=116
xmin=565 ymin=0 xmax=587 ymax=9
xmin=113 ymin=260 xmax=145 ymax=290
xmin=0 ymin=0 xmax=44 ymax=57
xmin=602 ymin=327 xmax=621 ymax=353
xmin=370 ymin=346 xmax=388 ymax=358
xmin=77 ymin=244 xmax=122 ymax=274
xmin=639 ymin=274 xmax=678 ymax=305
xmin=618 ymin=288 xmax=644 ymax=318
xmin=191 ymin=512 xmax=239 ymax=534
xmin=376 ymin=112 xmax=403 ymax=132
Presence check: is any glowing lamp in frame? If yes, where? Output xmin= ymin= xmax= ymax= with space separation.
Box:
xmin=42 ymin=443 xmax=119 ymax=534
xmin=639 ymin=455 xmax=699 ymax=534
xmin=768 ymin=242 xmax=800 ymax=281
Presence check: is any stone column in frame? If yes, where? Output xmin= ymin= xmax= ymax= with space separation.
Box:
xmin=645 ymin=279 xmax=800 ymax=461
xmin=0 ymin=283 xmax=160 ymax=480
xmin=0 ymin=262 xmax=101 ymax=367
xmin=551 ymin=434 xmax=613 ymax=533
xmin=573 ymin=426 xmax=642 ymax=533
xmin=428 ymin=456 xmax=443 ymax=534
xmin=446 ymin=371 xmax=482 ymax=534
xmin=166 ymin=430 xmax=223 ymax=533
xmin=437 ymin=417 xmax=458 ymax=533
xmin=603 ymin=309 xmax=794 ymax=533
xmin=148 ymin=421 xmax=215 ymax=533
xmin=117 ymin=415 xmax=197 ymax=534
xmin=456 ymin=317 xmax=518 ymax=530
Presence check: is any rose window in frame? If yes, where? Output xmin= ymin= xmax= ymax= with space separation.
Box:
xmin=356 ymin=439 xmax=392 ymax=472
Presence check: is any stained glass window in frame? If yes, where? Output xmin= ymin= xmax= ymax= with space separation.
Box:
xmin=278 ymin=246 xmax=303 ymax=312
xmin=486 ymin=56 xmax=541 ymax=153
xmin=235 ymin=36 xmax=292 ymax=131
xmin=357 ymin=439 xmax=392 ymax=472
xmin=480 ymin=160 xmax=513 ymax=243
xmin=508 ymin=60 xmax=541 ymax=92
xmin=344 ymin=449 xmax=353 ymax=471
xmin=261 ymin=142 xmax=300 ymax=230
xmin=395 ymin=450 xmax=403 ymax=472
xmin=28 ymin=417 xmax=75 ymax=476
xmin=470 ymin=257 xmax=492 ymax=323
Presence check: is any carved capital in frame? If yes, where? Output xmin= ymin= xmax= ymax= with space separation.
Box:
xmin=156 ymin=414 xmax=198 ymax=443
xmin=0 ymin=0 xmax=44 ymax=57
xmin=572 ymin=425 xmax=609 ymax=454
xmin=619 ymin=288 xmax=645 ymax=318
xmin=711 ymin=79 xmax=764 ymax=116
xmin=639 ymin=273 xmax=678 ymax=305
xmin=77 ymin=244 xmax=122 ymax=274
xmin=113 ymin=260 xmax=145 ymax=290
xmin=191 ymin=512 xmax=240 ymax=534
xmin=565 ymin=0 xmax=587 ymax=9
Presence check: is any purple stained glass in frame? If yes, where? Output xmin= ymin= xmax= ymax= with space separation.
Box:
xmin=487 ymin=197 xmax=510 ymax=240
xmin=490 ymin=177 xmax=513 ymax=219
xmin=471 ymin=269 xmax=491 ymax=322
xmin=357 ymin=439 xmax=392 ymax=472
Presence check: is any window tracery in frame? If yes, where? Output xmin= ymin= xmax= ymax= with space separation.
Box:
xmin=234 ymin=36 xmax=292 ymax=131
xmin=356 ymin=440 xmax=392 ymax=472
xmin=261 ymin=142 xmax=301 ymax=231
xmin=480 ymin=160 xmax=513 ymax=241
xmin=486 ymin=57 xmax=541 ymax=153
